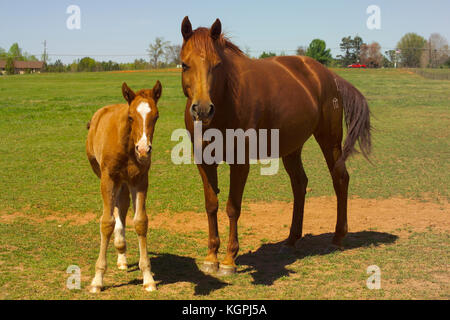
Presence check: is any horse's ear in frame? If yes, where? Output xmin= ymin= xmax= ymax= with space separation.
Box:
xmin=152 ymin=80 xmax=162 ymax=102
xmin=181 ymin=16 xmax=193 ymax=41
xmin=122 ymin=82 xmax=135 ymax=105
xmin=210 ymin=18 xmax=222 ymax=41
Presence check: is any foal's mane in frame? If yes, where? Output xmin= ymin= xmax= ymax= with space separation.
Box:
xmin=183 ymin=27 xmax=245 ymax=58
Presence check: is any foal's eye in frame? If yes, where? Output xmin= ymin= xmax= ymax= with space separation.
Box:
xmin=182 ymin=63 xmax=189 ymax=72
xmin=128 ymin=116 xmax=133 ymax=122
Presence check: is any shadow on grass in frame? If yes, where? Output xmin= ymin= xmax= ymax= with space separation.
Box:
xmin=113 ymin=252 xmax=229 ymax=296
xmin=236 ymin=231 xmax=398 ymax=285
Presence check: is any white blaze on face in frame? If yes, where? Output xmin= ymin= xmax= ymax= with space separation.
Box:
xmin=136 ymin=102 xmax=151 ymax=155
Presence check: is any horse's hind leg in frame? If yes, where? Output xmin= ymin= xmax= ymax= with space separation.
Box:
xmin=281 ymin=148 xmax=308 ymax=250
xmin=314 ymin=131 xmax=349 ymax=248
xmin=114 ymin=184 xmax=130 ymax=270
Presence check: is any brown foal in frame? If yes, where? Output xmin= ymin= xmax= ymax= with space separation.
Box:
xmin=180 ymin=17 xmax=371 ymax=275
xmin=86 ymin=81 xmax=162 ymax=292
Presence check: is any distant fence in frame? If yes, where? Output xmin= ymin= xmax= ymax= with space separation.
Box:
xmin=410 ymin=68 xmax=450 ymax=80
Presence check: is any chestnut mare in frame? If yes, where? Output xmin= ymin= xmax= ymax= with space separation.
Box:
xmin=86 ymin=81 xmax=162 ymax=292
xmin=180 ymin=17 xmax=371 ymax=275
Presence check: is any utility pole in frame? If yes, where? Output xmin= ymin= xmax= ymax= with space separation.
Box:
xmin=42 ymin=40 xmax=47 ymax=63
xmin=429 ymin=36 xmax=432 ymax=68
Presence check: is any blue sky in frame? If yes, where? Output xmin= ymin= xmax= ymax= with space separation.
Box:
xmin=0 ymin=0 xmax=449 ymax=63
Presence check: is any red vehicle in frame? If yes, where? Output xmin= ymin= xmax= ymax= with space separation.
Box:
xmin=347 ymin=63 xmax=367 ymax=68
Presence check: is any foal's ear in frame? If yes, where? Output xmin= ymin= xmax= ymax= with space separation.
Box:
xmin=181 ymin=16 xmax=193 ymax=41
xmin=122 ymin=82 xmax=136 ymax=105
xmin=210 ymin=18 xmax=222 ymax=41
xmin=152 ymin=80 xmax=162 ymax=102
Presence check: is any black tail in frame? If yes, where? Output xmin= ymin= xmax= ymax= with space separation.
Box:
xmin=335 ymin=75 xmax=372 ymax=163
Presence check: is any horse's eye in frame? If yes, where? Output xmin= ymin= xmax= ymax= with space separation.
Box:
xmin=182 ymin=63 xmax=189 ymax=72
xmin=128 ymin=116 xmax=133 ymax=122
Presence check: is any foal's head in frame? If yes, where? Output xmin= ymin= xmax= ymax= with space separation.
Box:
xmin=181 ymin=16 xmax=239 ymax=125
xmin=122 ymin=81 xmax=162 ymax=163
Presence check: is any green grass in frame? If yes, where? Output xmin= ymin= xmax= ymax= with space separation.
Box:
xmin=0 ymin=69 xmax=449 ymax=215
xmin=0 ymin=68 xmax=449 ymax=299
xmin=0 ymin=219 xmax=448 ymax=299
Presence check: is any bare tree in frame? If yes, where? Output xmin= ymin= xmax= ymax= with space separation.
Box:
xmin=165 ymin=44 xmax=182 ymax=65
xmin=422 ymin=33 xmax=449 ymax=68
xmin=360 ymin=42 xmax=383 ymax=68
xmin=147 ymin=37 xmax=170 ymax=68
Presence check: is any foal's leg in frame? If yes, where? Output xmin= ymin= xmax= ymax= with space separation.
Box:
xmin=90 ymin=173 xmax=119 ymax=293
xmin=131 ymin=183 xmax=156 ymax=292
xmin=219 ymin=163 xmax=249 ymax=275
xmin=281 ymin=149 xmax=308 ymax=250
xmin=113 ymin=184 xmax=130 ymax=270
xmin=315 ymin=136 xmax=350 ymax=248
xmin=197 ymin=163 xmax=220 ymax=274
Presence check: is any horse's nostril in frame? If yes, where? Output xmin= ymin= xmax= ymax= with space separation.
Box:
xmin=147 ymin=146 xmax=152 ymax=154
xmin=209 ymin=104 xmax=215 ymax=117
xmin=191 ymin=104 xmax=198 ymax=113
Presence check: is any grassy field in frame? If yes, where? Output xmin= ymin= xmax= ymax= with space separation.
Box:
xmin=0 ymin=68 xmax=449 ymax=299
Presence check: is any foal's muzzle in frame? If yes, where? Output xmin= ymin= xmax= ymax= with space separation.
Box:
xmin=190 ymin=102 xmax=215 ymax=124
xmin=135 ymin=144 xmax=152 ymax=160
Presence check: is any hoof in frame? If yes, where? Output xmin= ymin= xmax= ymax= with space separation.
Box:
xmin=89 ymin=286 xmax=102 ymax=294
xmin=331 ymin=236 xmax=345 ymax=250
xmin=117 ymin=263 xmax=128 ymax=270
xmin=217 ymin=264 xmax=236 ymax=276
xmin=200 ymin=261 xmax=219 ymax=274
xmin=143 ymin=282 xmax=157 ymax=292
xmin=279 ymin=244 xmax=296 ymax=254
xmin=329 ymin=242 xmax=344 ymax=251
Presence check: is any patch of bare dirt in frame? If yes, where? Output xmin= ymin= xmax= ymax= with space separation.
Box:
xmin=1 ymin=197 xmax=448 ymax=243
xmin=0 ymin=210 xmax=97 ymax=226
xmin=148 ymin=197 xmax=450 ymax=245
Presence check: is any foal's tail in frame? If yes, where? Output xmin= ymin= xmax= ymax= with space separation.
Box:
xmin=335 ymin=75 xmax=372 ymax=163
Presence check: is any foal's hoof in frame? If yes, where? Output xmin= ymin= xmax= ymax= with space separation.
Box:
xmin=143 ymin=282 xmax=157 ymax=292
xmin=117 ymin=263 xmax=128 ymax=270
xmin=200 ymin=261 xmax=219 ymax=274
xmin=217 ymin=264 xmax=236 ymax=276
xmin=89 ymin=286 xmax=102 ymax=294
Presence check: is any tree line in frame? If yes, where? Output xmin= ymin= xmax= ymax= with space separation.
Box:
xmin=289 ymin=32 xmax=449 ymax=68
xmin=2 ymin=32 xmax=449 ymax=74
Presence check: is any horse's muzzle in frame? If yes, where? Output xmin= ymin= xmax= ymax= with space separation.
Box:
xmin=190 ymin=102 xmax=215 ymax=124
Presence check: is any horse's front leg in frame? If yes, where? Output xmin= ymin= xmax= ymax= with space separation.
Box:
xmin=90 ymin=173 xmax=119 ymax=293
xmin=219 ymin=163 xmax=249 ymax=275
xmin=197 ymin=163 xmax=220 ymax=274
xmin=131 ymin=182 xmax=156 ymax=292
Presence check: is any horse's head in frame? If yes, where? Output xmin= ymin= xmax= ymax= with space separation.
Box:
xmin=122 ymin=81 xmax=162 ymax=163
xmin=180 ymin=16 xmax=223 ymax=126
